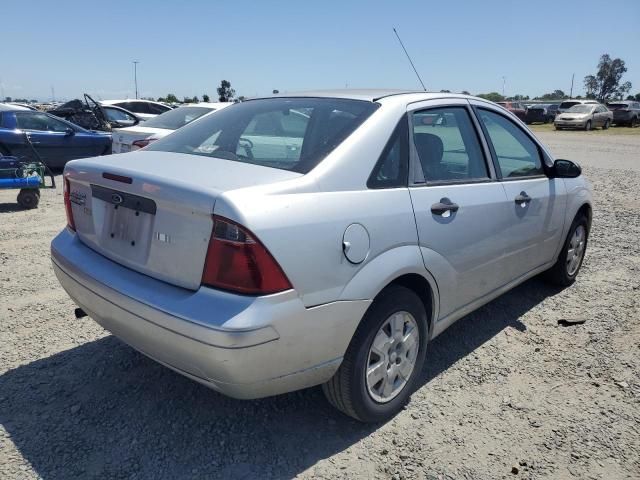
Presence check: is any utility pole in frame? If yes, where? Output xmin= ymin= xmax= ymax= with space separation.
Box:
xmin=0 ymin=78 xmax=5 ymax=101
xmin=502 ymin=76 xmax=506 ymax=97
xmin=51 ymin=85 xmax=55 ymax=102
xmin=569 ymin=73 xmax=574 ymax=99
xmin=133 ymin=60 xmax=140 ymax=99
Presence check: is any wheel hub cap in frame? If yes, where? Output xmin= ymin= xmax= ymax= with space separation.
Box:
xmin=366 ymin=311 xmax=420 ymax=403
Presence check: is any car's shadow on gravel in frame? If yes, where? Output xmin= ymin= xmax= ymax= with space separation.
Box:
xmin=0 ymin=202 xmax=27 ymax=213
xmin=0 ymin=278 xmax=561 ymax=479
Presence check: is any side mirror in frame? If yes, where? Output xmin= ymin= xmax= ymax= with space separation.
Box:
xmin=552 ymin=159 xmax=581 ymax=178
xmin=64 ymin=127 xmax=75 ymax=137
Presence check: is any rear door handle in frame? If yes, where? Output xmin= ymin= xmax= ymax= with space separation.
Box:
xmin=514 ymin=192 xmax=531 ymax=205
xmin=431 ymin=198 xmax=459 ymax=216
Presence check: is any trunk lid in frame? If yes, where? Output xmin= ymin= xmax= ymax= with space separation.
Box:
xmin=65 ymin=151 xmax=302 ymax=290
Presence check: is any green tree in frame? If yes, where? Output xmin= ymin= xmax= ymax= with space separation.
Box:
xmin=202 ymin=94 xmax=210 ymax=102
xmin=440 ymin=89 xmax=451 ymax=93
xmin=217 ymin=80 xmax=235 ymax=102
xmin=461 ymin=90 xmax=470 ymax=95
xmin=635 ymin=93 xmax=640 ymax=101
xmin=165 ymin=93 xmax=179 ymax=103
xmin=537 ymin=90 xmax=566 ymax=100
xmin=476 ymin=92 xmax=504 ymax=102
xmin=583 ymin=54 xmax=632 ymax=102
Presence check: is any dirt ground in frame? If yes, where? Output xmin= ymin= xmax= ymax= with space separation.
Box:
xmin=1 ymin=131 xmax=639 ymax=480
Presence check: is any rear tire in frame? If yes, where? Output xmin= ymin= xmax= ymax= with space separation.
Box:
xmin=322 ymin=285 xmax=428 ymax=422
xmin=603 ymin=119 xmax=610 ymax=130
xmin=543 ymin=213 xmax=589 ymax=287
xmin=631 ymin=117 xmax=638 ymax=128
xmin=17 ymin=189 xmax=40 ymax=209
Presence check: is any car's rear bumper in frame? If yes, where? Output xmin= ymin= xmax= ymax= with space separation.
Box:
xmin=51 ymin=229 xmax=370 ymax=398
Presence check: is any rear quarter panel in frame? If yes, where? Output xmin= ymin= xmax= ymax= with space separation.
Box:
xmin=216 ymin=186 xmax=421 ymax=307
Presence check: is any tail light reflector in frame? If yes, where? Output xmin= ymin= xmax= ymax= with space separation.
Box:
xmin=132 ymin=138 xmax=157 ymax=150
xmin=63 ymin=177 xmax=75 ymax=231
xmin=202 ymin=216 xmax=292 ymax=295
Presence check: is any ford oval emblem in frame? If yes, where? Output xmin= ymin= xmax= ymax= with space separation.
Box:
xmin=111 ymin=193 xmax=124 ymax=205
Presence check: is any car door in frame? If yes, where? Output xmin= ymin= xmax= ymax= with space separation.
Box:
xmin=472 ymin=104 xmax=567 ymax=281
xmin=14 ymin=111 xmax=72 ymax=167
xmin=14 ymin=112 xmax=101 ymax=168
xmin=407 ymin=99 xmax=511 ymax=319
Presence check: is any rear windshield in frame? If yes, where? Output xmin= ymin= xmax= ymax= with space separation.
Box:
xmin=607 ymin=103 xmax=628 ymax=110
xmin=146 ymin=98 xmax=378 ymax=173
xmin=142 ymin=106 xmax=213 ymax=130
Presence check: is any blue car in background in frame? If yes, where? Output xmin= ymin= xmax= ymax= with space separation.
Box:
xmin=0 ymin=104 xmax=111 ymax=169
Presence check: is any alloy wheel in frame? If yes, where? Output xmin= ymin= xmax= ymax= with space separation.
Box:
xmin=366 ymin=311 xmax=420 ymax=403
xmin=566 ymin=225 xmax=586 ymax=276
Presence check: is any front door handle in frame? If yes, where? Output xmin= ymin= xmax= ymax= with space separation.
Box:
xmin=431 ymin=198 xmax=459 ymax=216
xmin=514 ymin=192 xmax=531 ymax=205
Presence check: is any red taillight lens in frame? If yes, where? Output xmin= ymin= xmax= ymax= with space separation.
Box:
xmin=131 ymin=138 xmax=157 ymax=150
xmin=63 ymin=177 xmax=75 ymax=231
xmin=201 ymin=216 xmax=292 ymax=295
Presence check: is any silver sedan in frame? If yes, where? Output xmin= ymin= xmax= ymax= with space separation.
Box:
xmin=51 ymin=90 xmax=592 ymax=422
xmin=555 ymin=103 xmax=613 ymax=130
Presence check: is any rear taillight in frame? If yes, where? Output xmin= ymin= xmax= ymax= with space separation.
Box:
xmin=131 ymin=137 xmax=157 ymax=150
xmin=201 ymin=216 xmax=292 ymax=295
xmin=63 ymin=177 xmax=75 ymax=231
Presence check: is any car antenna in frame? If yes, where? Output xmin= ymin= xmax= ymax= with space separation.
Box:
xmin=392 ymin=27 xmax=427 ymax=91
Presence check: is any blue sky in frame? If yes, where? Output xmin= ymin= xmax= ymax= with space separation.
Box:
xmin=3 ymin=0 xmax=639 ymax=101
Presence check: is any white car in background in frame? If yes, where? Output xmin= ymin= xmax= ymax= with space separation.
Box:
xmin=112 ymin=103 xmax=232 ymax=153
xmin=100 ymin=99 xmax=172 ymax=121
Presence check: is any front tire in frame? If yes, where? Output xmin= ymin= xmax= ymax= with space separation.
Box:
xmin=543 ymin=213 xmax=589 ymax=286
xmin=322 ymin=285 xmax=428 ymax=422
xmin=584 ymin=120 xmax=592 ymax=131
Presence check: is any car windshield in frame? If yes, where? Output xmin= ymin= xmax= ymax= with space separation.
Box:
xmin=146 ymin=98 xmax=378 ymax=173
xmin=607 ymin=103 xmax=628 ymax=110
xmin=567 ymin=105 xmax=593 ymax=113
xmin=559 ymin=101 xmax=580 ymax=109
xmin=142 ymin=106 xmax=213 ymax=130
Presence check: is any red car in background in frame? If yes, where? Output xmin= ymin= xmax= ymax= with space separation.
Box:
xmin=497 ymin=101 xmax=527 ymax=120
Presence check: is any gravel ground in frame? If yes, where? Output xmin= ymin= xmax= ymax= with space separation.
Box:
xmin=1 ymin=132 xmax=639 ymax=479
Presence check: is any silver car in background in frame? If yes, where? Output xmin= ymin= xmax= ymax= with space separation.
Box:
xmin=111 ymin=102 xmax=232 ymax=153
xmin=51 ymin=91 xmax=592 ymax=422
xmin=555 ymin=103 xmax=613 ymax=130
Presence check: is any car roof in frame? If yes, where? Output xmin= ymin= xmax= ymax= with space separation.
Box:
xmin=0 ymin=103 xmax=30 ymax=111
xmin=176 ymin=102 xmax=232 ymax=109
xmin=100 ymin=99 xmax=167 ymax=106
xmin=267 ymin=89 xmax=470 ymax=102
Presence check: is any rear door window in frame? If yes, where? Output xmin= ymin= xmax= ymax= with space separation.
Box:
xmin=476 ymin=109 xmax=544 ymax=178
xmin=411 ymin=107 xmax=489 ymax=183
